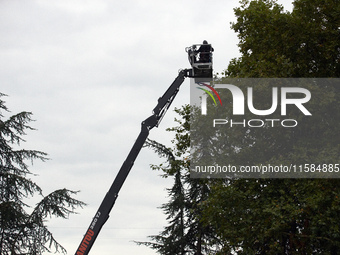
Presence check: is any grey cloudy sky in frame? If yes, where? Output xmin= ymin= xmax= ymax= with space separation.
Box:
xmin=0 ymin=0 xmax=293 ymax=254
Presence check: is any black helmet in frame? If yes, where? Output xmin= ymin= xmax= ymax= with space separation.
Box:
xmin=203 ymin=40 xmax=208 ymax=44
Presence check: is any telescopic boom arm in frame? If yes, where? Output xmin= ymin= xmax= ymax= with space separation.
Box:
xmin=75 ymin=68 xmax=192 ymax=255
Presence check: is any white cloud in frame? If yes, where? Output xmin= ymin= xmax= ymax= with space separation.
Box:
xmin=35 ymin=0 xmax=108 ymax=15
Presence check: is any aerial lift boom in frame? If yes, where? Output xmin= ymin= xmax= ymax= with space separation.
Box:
xmin=75 ymin=44 xmax=213 ymax=255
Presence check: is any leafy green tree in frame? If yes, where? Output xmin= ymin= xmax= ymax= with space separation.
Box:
xmin=198 ymin=0 xmax=340 ymax=254
xmin=0 ymin=93 xmax=86 ymax=255
xmin=226 ymin=0 xmax=340 ymax=77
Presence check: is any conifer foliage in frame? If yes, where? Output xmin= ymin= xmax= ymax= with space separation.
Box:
xmin=137 ymin=105 xmax=218 ymax=254
xmin=0 ymin=93 xmax=85 ymax=255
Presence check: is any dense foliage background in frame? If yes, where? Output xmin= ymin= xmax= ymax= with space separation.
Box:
xmin=140 ymin=0 xmax=340 ymax=254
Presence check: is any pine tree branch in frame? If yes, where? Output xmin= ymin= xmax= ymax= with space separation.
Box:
xmin=10 ymin=189 xmax=86 ymax=254
xmin=144 ymin=138 xmax=175 ymax=162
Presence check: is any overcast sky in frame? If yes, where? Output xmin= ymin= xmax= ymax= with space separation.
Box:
xmin=0 ymin=0 xmax=294 ymax=254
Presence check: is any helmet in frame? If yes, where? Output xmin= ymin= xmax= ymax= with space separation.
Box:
xmin=203 ymin=40 xmax=208 ymax=44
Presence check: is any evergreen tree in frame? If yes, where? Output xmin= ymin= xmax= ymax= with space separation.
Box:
xmin=137 ymin=105 xmax=219 ymax=254
xmin=0 ymin=93 xmax=85 ymax=255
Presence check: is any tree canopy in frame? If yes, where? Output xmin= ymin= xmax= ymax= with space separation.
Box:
xmin=201 ymin=0 xmax=340 ymax=254
xmin=226 ymin=0 xmax=340 ymax=78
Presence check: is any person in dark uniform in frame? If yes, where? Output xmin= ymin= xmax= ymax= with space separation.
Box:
xmin=196 ymin=40 xmax=214 ymax=62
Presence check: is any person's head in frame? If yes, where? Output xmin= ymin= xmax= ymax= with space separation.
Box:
xmin=203 ymin=40 xmax=208 ymax=44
